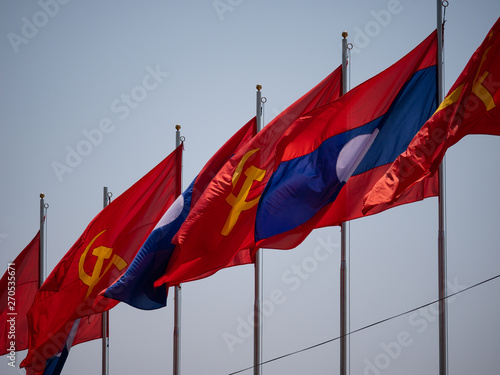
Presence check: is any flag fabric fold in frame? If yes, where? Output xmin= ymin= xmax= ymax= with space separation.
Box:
xmin=21 ymin=145 xmax=182 ymax=372
xmin=1 ymin=231 xmax=40 ymax=355
xmin=103 ymin=118 xmax=257 ymax=310
xmin=154 ymin=65 xmax=343 ymax=287
xmin=363 ymin=18 xmax=500 ymax=213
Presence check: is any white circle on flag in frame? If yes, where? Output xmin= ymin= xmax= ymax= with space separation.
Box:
xmin=336 ymin=133 xmax=373 ymax=183
xmin=154 ymin=194 xmax=185 ymax=229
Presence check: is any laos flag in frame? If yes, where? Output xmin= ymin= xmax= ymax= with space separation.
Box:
xmin=256 ymin=31 xmax=439 ymax=249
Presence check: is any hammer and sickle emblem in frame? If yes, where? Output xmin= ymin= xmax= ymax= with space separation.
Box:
xmin=436 ymin=44 xmax=497 ymax=114
xmin=78 ymin=230 xmax=127 ymax=299
xmin=222 ymin=149 xmax=266 ymax=236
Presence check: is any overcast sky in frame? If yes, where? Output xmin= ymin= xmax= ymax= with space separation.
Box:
xmin=1 ymin=1 xmax=500 ymax=374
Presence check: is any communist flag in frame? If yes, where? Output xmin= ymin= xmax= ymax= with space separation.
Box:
xmin=1 ymin=230 xmax=103 ymax=375
xmin=1 ymin=232 xmax=39 ymax=355
xmin=153 ymin=65 xmax=343 ymax=287
xmin=363 ymin=18 xmax=500 ymax=213
xmin=103 ymin=118 xmax=256 ymax=310
xmin=156 ymin=31 xmax=438 ymax=288
xmin=21 ymin=146 xmax=181 ymax=372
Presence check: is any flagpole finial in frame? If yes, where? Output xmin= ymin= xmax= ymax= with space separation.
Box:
xmin=40 ymin=193 xmax=45 ymax=199
xmin=342 ymin=31 xmax=348 ymax=38
xmin=256 ymin=84 xmax=262 ymax=91
xmin=175 ymin=124 xmax=181 ymax=131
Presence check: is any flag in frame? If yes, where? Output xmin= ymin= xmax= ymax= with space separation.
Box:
xmin=154 ymin=65 xmax=343 ymax=287
xmin=1 ymin=231 xmax=39 ymax=355
xmin=21 ymin=145 xmax=182 ymax=372
xmin=103 ymin=118 xmax=257 ymax=310
xmin=1 ymin=234 xmax=102 ymax=375
xmin=255 ymin=31 xmax=439 ymax=248
xmin=363 ymin=18 xmax=500 ymax=213
xmin=1 ymin=231 xmax=102 ymax=375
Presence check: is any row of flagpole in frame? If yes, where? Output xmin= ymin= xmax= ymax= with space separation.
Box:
xmin=152 ymin=4 xmax=449 ymax=374
xmin=166 ymin=85 xmax=266 ymax=375
xmin=248 ymin=2 xmax=449 ymax=374
xmin=30 ymin=2 xmax=448 ymax=373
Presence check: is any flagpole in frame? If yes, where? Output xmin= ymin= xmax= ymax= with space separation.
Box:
xmin=436 ymin=2 xmax=448 ymax=375
xmin=102 ymin=187 xmax=110 ymax=375
xmin=39 ymin=193 xmax=47 ymax=287
xmin=340 ymin=31 xmax=349 ymax=375
xmin=173 ymin=124 xmax=182 ymax=375
xmin=254 ymin=84 xmax=263 ymax=375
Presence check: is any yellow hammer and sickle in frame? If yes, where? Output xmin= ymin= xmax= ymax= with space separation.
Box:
xmin=78 ymin=230 xmax=127 ymax=299
xmin=222 ymin=149 xmax=266 ymax=236
xmin=436 ymin=44 xmax=496 ymax=114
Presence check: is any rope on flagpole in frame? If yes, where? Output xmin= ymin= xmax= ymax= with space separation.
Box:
xmin=347 ymin=42 xmax=353 ymax=91
xmin=442 ymin=0 xmax=448 ymax=23
xmin=261 ymin=96 xmax=267 ymax=128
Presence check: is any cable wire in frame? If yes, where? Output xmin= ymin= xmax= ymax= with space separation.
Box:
xmin=228 ymin=272 xmax=500 ymax=375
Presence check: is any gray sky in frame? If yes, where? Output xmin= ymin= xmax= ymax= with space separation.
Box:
xmin=1 ymin=1 xmax=499 ymax=374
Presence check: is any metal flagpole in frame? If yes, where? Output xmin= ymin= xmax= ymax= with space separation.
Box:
xmin=254 ymin=84 xmax=263 ymax=375
xmin=436 ymin=2 xmax=448 ymax=375
xmin=39 ymin=193 xmax=48 ymax=286
xmin=173 ymin=124 xmax=182 ymax=375
xmin=340 ymin=31 xmax=349 ymax=375
xmin=102 ymin=187 xmax=111 ymax=375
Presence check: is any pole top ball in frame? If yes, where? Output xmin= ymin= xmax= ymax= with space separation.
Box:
xmin=256 ymin=84 xmax=262 ymax=91
xmin=175 ymin=124 xmax=181 ymax=130
xmin=342 ymin=31 xmax=348 ymax=38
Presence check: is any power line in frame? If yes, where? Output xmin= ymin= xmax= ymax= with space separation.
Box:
xmin=228 ymin=272 xmax=500 ymax=375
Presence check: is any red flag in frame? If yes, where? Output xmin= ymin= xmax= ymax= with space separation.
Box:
xmin=155 ymin=66 xmax=342 ymax=287
xmin=178 ymin=117 xmax=259 ymax=281
xmin=1 ymin=232 xmax=39 ymax=355
xmin=21 ymin=145 xmax=182 ymax=372
xmin=1 ymin=230 xmax=102 ymax=375
xmin=363 ymin=18 xmax=500 ymax=213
